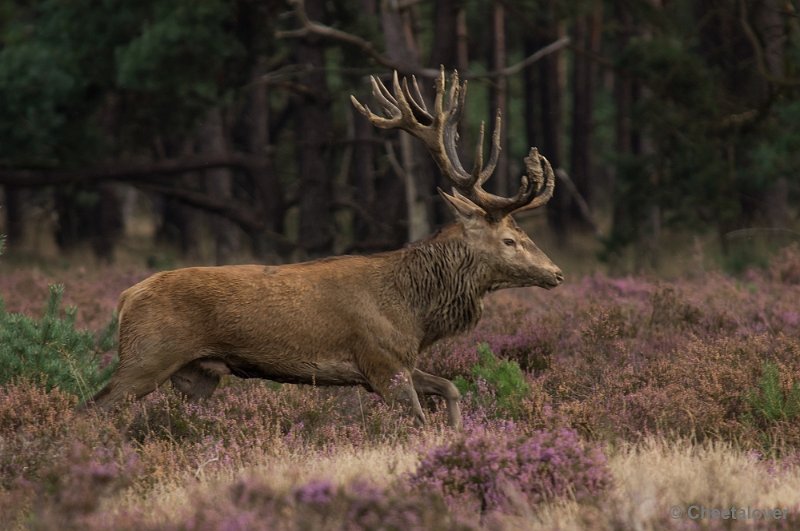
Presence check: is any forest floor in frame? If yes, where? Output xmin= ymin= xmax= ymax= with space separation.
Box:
xmin=2 ymin=245 xmax=800 ymax=529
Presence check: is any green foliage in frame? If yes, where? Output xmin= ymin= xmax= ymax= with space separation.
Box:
xmin=752 ymin=100 xmax=800 ymax=185
xmin=0 ymin=284 xmax=116 ymax=400
xmin=604 ymin=5 xmax=800 ymax=262
xmin=0 ymin=41 xmax=82 ymax=162
xmin=746 ymin=361 xmax=800 ymax=424
xmin=454 ymin=343 xmax=530 ymax=417
xmin=0 ymin=0 xmax=245 ymax=164
xmin=114 ymin=0 xmax=245 ymax=141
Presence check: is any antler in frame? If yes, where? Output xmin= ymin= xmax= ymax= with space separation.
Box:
xmin=351 ymin=67 xmax=554 ymax=219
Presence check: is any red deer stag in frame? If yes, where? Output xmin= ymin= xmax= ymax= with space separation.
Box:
xmin=86 ymin=69 xmax=563 ymax=430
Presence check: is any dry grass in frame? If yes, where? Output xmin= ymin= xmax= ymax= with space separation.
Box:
xmin=93 ymin=436 xmax=800 ymax=529
xmin=104 ymin=432 xmax=447 ymax=527
xmin=521 ymin=438 xmax=800 ymax=530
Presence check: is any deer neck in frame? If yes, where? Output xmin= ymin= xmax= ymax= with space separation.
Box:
xmin=394 ymin=237 xmax=491 ymax=349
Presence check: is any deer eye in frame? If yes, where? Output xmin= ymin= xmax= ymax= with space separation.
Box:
xmin=503 ymin=238 xmax=516 ymax=247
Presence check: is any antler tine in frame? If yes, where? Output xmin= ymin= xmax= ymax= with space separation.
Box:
xmin=444 ymin=71 xmax=460 ymax=118
xmin=511 ymin=148 xmax=555 ymax=213
xmin=391 ymin=70 xmax=412 ymax=116
xmin=411 ymin=76 xmax=426 ymax=108
xmin=402 ymin=77 xmax=433 ymax=125
xmin=370 ymin=75 xmax=399 ymax=116
xmin=477 ymin=109 xmax=502 ymax=186
xmin=471 ymin=121 xmax=485 ymax=182
xmin=438 ymin=72 xmax=474 ymax=187
xmin=351 ymin=97 xmax=392 ymax=128
xmin=433 ymin=67 xmax=447 ymax=118
xmin=352 ymin=68 xmax=556 ymax=219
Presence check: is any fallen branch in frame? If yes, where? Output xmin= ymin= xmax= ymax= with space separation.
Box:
xmin=0 ymin=154 xmax=264 ymax=187
xmin=135 ymin=181 xmax=297 ymax=250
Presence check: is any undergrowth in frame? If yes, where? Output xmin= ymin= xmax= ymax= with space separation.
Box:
xmin=0 ymin=284 xmax=116 ymax=401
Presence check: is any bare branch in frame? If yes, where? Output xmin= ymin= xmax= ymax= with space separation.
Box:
xmin=554 ymin=168 xmax=602 ymax=238
xmin=278 ymin=0 xmax=567 ymax=79
xmin=277 ymin=0 xmax=439 ymax=77
xmin=485 ymin=37 xmax=571 ymax=77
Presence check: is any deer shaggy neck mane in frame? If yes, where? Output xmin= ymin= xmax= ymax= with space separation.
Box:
xmin=393 ymin=227 xmax=489 ymax=349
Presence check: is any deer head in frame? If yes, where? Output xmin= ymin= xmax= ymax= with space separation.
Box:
xmin=351 ymin=69 xmax=563 ymax=290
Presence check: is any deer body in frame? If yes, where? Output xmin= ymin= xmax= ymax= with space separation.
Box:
xmin=88 ymin=70 xmax=563 ymax=429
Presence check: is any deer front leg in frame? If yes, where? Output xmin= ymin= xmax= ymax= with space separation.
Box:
xmin=359 ymin=354 xmax=426 ymax=425
xmin=412 ymin=369 xmax=462 ymax=430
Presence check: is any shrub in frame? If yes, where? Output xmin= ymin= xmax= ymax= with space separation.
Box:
xmin=409 ymin=427 xmax=611 ymax=512
xmin=33 ymin=441 xmax=141 ymax=526
xmin=0 ymin=284 xmax=116 ymax=400
xmin=158 ymin=476 xmax=473 ymax=531
xmin=769 ymin=243 xmax=800 ymax=284
xmin=746 ymin=361 xmax=800 ymax=424
xmin=454 ymin=343 xmax=530 ymax=417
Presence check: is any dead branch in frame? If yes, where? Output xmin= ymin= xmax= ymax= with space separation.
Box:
xmin=485 ymin=37 xmax=571 ymax=77
xmin=277 ymin=0 xmax=568 ymax=79
xmin=554 ymin=168 xmax=602 ymax=238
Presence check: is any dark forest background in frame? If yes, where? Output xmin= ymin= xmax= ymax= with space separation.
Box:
xmin=0 ymin=0 xmax=798 ymax=273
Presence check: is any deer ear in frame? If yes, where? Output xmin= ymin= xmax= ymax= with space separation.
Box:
xmin=438 ymin=188 xmax=487 ymax=224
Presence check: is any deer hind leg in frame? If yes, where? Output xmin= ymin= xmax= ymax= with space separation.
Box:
xmin=87 ymin=338 xmax=191 ymax=409
xmin=412 ymin=369 xmax=462 ymax=430
xmin=170 ymin=359 xmax=228 ymax=400
xmin=90 ymin=363 xmax=175 ymax=409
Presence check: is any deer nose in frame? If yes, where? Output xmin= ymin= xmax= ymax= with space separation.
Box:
xmin=554 ymin=269 xmax=565 ymax=284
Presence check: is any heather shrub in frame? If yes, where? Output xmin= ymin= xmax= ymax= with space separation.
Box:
xmin=648 ymin=286 xmax=701 ymax=329
xmin=155 ymin=476 xmax=472 ymax=531
xmin=0 ymin=266 xmax=147 ymax=332
xmin=30 ymin=441 xmax=141 ymax=529
xmin=769 ymin=243 xmax=800 ymax=284
xmin=480 ymin=326 xmax=556 ymax=373
xmin=454 ymin=343 xmax=530 ymax=418
xmin=0 ymin=284 xmax=116 ymax=401
xmin=0 ymin=381 xmax=78 ymax=486
xmin=409 ymin=427 xmax=611 ymax=512
xmin=423 ymin=338 xmax=482 ymax=380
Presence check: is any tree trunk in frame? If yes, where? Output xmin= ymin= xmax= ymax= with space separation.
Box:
xmin=429 ymin=0 xmax=459 ymax=69
xmin=2 ymin=186 xmax=23 ymax=246
xmin=158 ymin=194 xmax=201 ymax=259
xmin=755 ymin=0 xmax=790 ymax=227
xmin=380 ymin=0 xmax=432 ymax=241
xmin=200 ymin=108 xmax=241 ymax=264
xmin=455 ymin=7 xmax=469 ymax=71
xmin=295 ymin=0 xmax=334 ymax=256
xmin=569 ymin=1 xmax=603 ymax=228
xmin=352 ymin=105 xmax=378 ymax=243
xmin=531 ymin=2 xmax=567 ymax=238
xmin=248 ymin=60 xmax=285 ymax=259
xmin=489 ymin=2 xmax=509 ymax=196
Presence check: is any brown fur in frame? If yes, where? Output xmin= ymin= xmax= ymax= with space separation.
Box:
xmin=86 ymin=185 xmax=562 ymax=430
